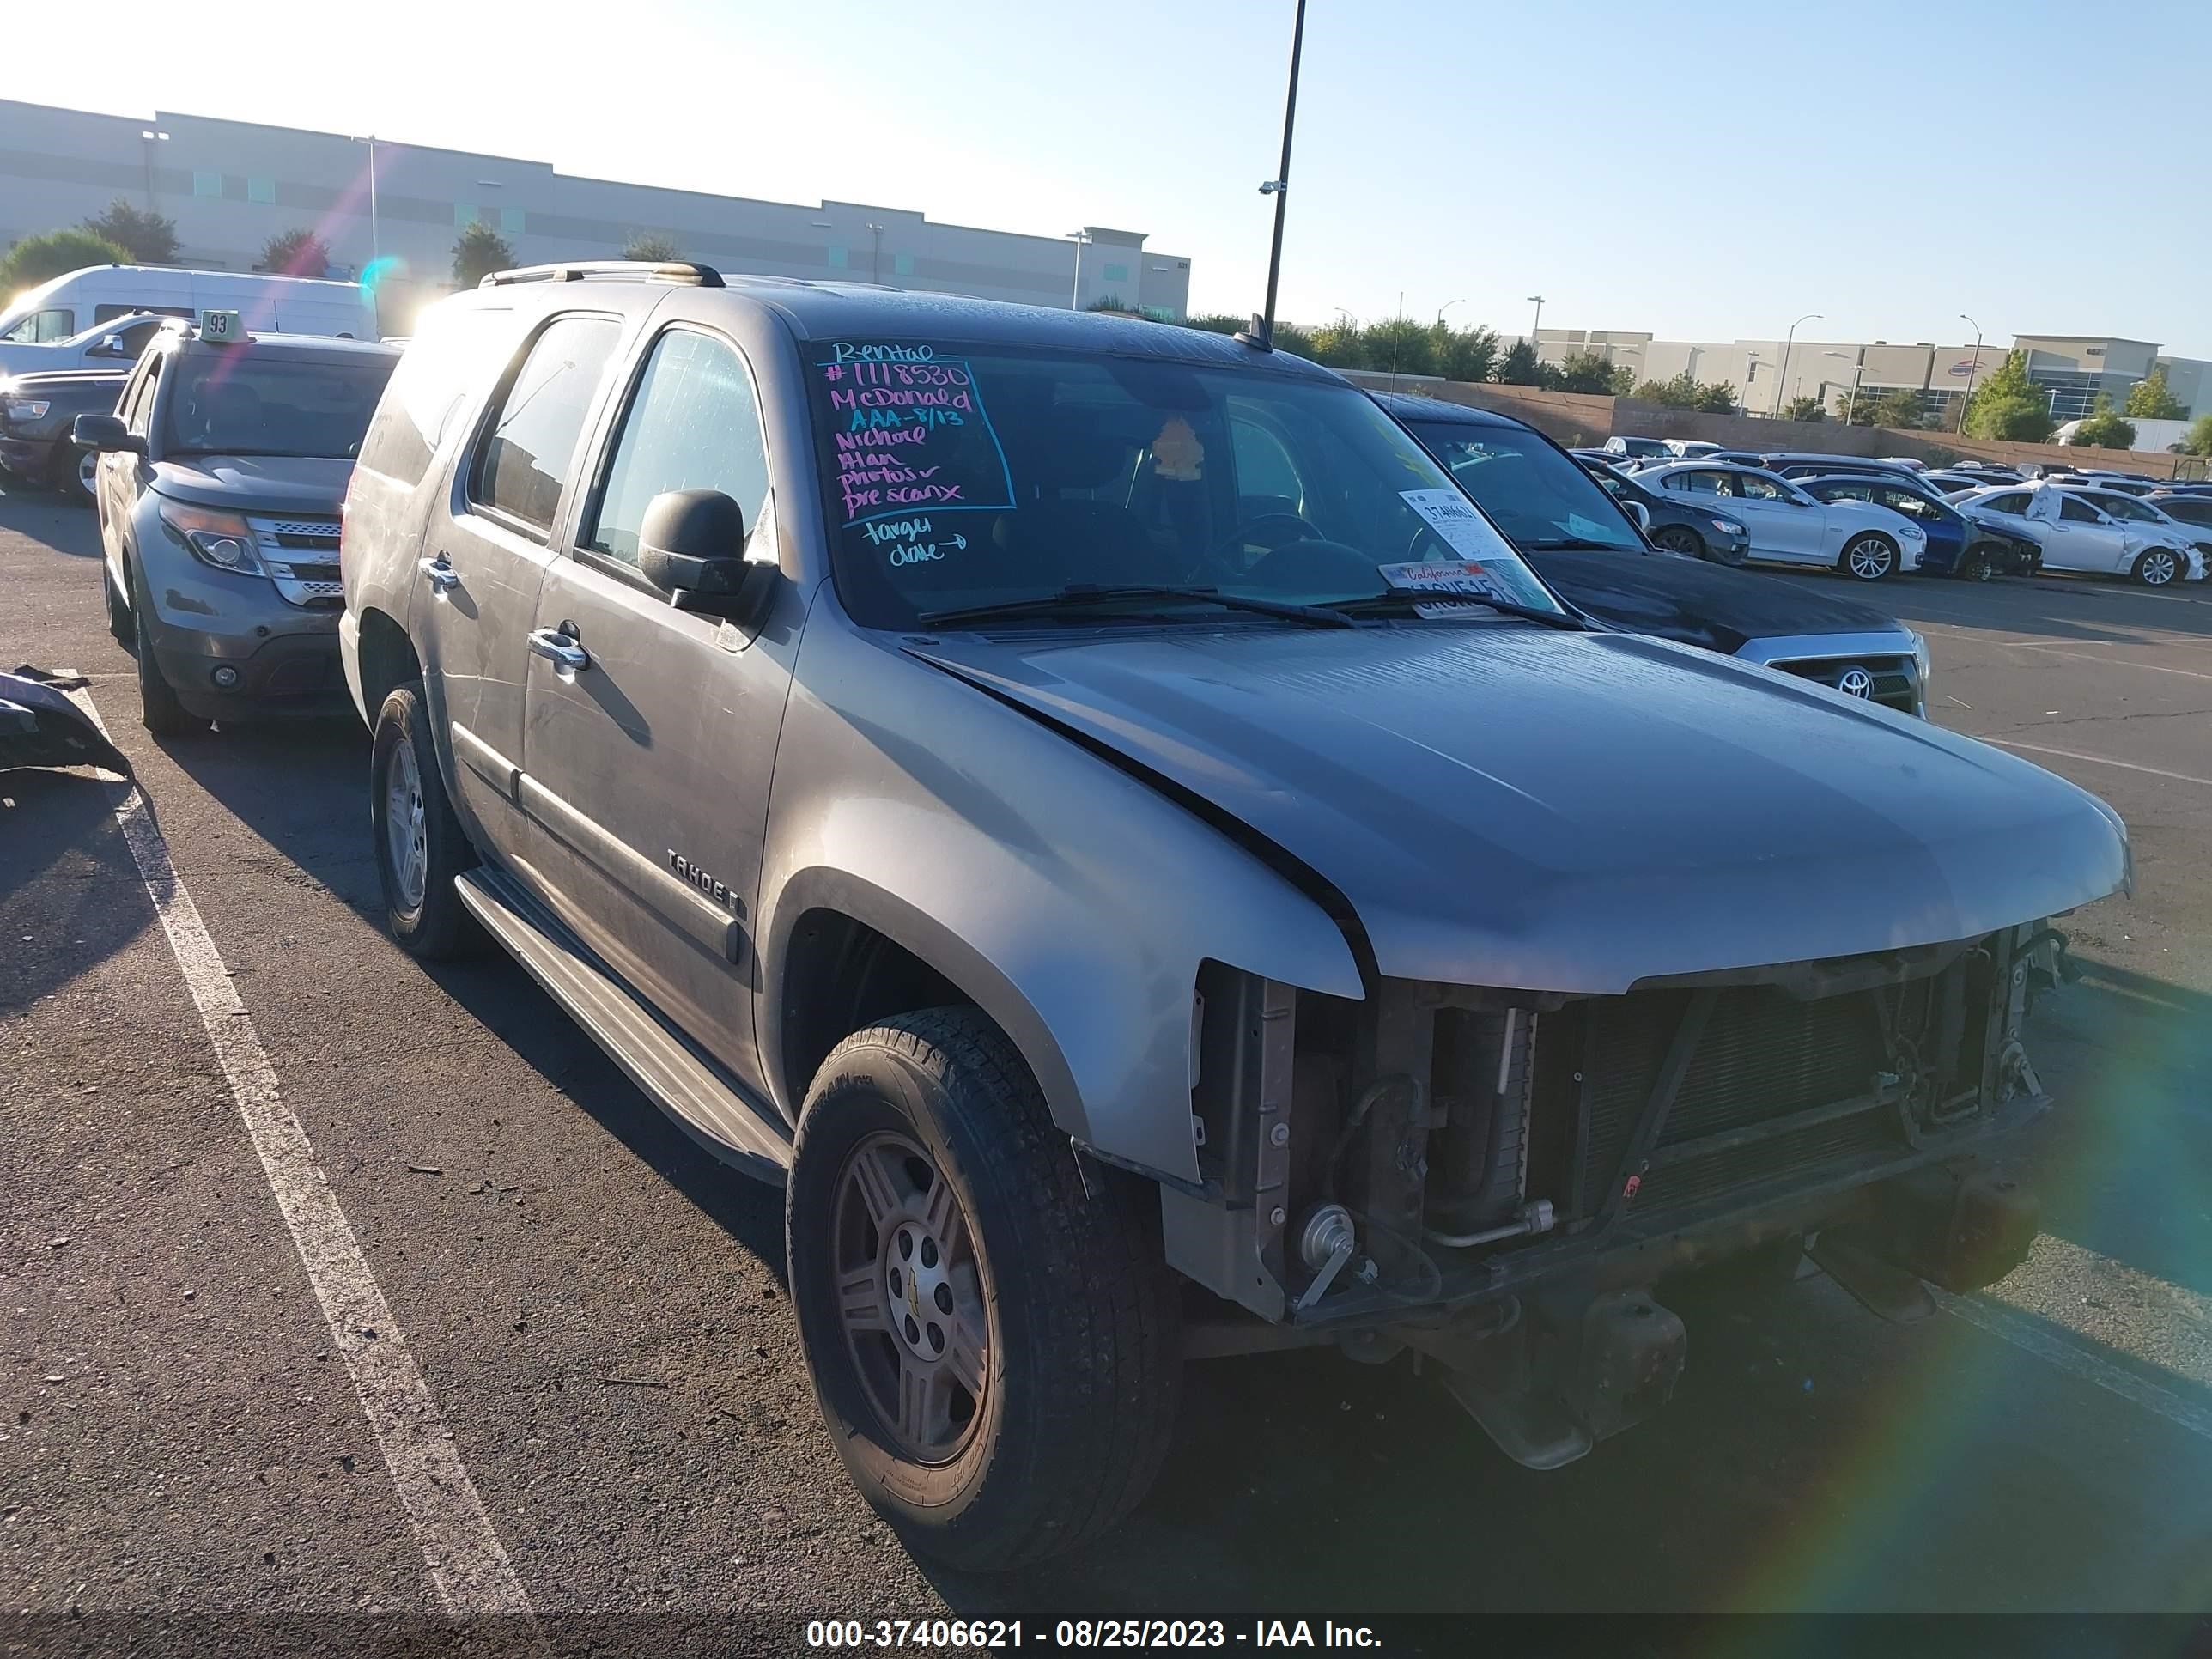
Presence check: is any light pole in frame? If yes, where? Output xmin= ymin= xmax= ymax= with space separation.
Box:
xmin=1249 ymin=0 xmax=1308 ymax=348
xmin=1956 ymin=313 xmax=1984 ymax=433
xmin=1774 ymin=312 xmax=1821 ymax=416
xmin=1063 ymin=229 xmax=1091 ymax=309
xmin=138 ymin=129 xmax=169 ymax=215
xmin=1826 ymin=349 xmax=1868 ymax=426
xmin=1436 ymin=297 xmax=1466 ymax=329
xmin=867 ymin=222 xmax=885 ymax=285
xmin=349 ymin=134 xmax=380 ymax=263
xmin=1526 ymin=295 xmax=1545 ymax=352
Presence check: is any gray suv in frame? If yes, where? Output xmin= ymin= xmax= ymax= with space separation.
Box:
xmin=76 ymin=321 xmax=398 ymax=733
xmin=340 ymin=263 xmax=2128 ymax=1571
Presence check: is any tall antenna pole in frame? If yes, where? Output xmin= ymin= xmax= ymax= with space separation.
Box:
xmin=1253 ymin=0 xmax=1308 ymax=349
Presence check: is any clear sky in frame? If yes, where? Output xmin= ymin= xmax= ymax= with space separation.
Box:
xmin=8 ymin=0 xmax=2206 ymax=356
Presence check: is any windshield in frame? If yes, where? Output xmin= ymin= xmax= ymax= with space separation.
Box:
xmin=1407 ymin=420 xmax=1643 ymax=552
xmin=808 ymin=341 xmax=1565 ymax=629
xmin=163 ymin=353 xmax=395 ymax=459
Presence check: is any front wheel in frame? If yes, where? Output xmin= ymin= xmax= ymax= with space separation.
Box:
xmin=369 ymin=682 xmax=481 ymax=959
xmin=50 ymin=444 xmax=97 ymax=505
xmin=129 ymin=560 xmax=208 ymax=738
xmin=1840 ymin=533 xmax=1898 ymax=581
xmin=2132 ymin=548 xmax=2181 ymax=588
xmin=1651 ymin=524 xmax=1706 ymax=559
xmin=787 ymin=1008 xmax=1182 ymax=1571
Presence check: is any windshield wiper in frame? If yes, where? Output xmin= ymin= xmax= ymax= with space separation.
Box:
xmin=918 ymin=583 xmax=1358 ymax=630
xmin=1333 ymin=588 xmax=1589 ymax=630
xmin=1518 ymin=537 xmax=1641 ymax=552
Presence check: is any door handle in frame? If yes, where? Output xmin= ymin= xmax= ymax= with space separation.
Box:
xmin=527 ymin=627 xmax=589 ymax=672
xmin=418 ymin=554 xmax=460 ymax=592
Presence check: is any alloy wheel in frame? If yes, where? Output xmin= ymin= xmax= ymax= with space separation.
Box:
xmin=383 ymin=738 xmax=428 ymax=912
xmin=1845 ymin=536 xmax=1894 ymax=580
xmin=834 ymin=1130 xmax=989 ymax=1464
xmin=2138 ymin=550 xmax=2179 ymax=587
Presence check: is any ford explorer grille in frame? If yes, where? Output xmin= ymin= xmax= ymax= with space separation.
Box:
xmin=248 ymin=516 xmax=344 ymax=607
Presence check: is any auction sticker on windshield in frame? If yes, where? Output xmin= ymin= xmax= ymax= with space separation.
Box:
xmin=1395 ymin=489 xmax=1557 ymax=611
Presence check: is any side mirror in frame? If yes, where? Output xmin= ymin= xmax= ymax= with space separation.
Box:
xmin=87 ymin=336 xmax=130 ymax=359
xmin=1623 ymin=500 xmax=1651 ymax=533
xmin=637 ymin=489 xmax=776 ymax=618
xmin=72 ymin=413 xmax=143 ymax=455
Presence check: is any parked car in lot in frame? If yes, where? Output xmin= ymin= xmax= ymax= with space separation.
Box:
xmin=0 ymin=368 xmax=126 ymax=502
xmin=75 ymin=319 xmax=399 ymax=732
xmin=2148 ymin=490 xmax=2212 ymax=531
xmin=1571 ymin=453 xmax=1752 ymax=564
xmin=1795 ymin=471 xmax=2031 ymax=580
xmin=1602 ymin=434 xmax=1671 ymax=459
xmin=1705 ymin=452 xmax=1923 ymax=483
xmin=1383 ymin=395 xmax=1927 ymax=711
xmin=1661 ymin=439 xmax=1721 ymax=458
xmin=0 ymin=311 xmax=178 ymax=380
xmin=335 ymin=264 xmax=2130 ymax=1569
xmin=1953 ymin=483 xmax=2206 ymax=587
xmin=1636 ymin=461 xmax=1927 ymax=579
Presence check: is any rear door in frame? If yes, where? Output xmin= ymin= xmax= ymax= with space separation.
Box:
xmin=516 ymin=316 xmax=790 ymax=1078
xmin=420 ymin=308 xmax=623 ymax=860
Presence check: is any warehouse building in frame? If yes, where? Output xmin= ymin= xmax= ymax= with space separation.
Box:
xmin=1529 ymin=328 xmax=2211 ymax=426
xmin=0 ymin=98 xmax=1193 ymax=331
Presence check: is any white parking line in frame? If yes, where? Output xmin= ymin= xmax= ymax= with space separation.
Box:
xmin=1939 ymin=1292 xmax=2212 ymax=1447
xmin=1993 ymin=644 xmax=2212 ymax=684
xmin=1979 ymin=737 xmax=2212 ymax=790
xmin=67 ymin=689 xmax=538 ymax=1623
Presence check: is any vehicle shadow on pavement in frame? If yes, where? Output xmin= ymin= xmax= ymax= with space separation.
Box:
xmin=0 ymin=487 xmax=100 ymax=556
xmin=150 ymin=714 xmax=792 ymax=1277
xmin=0 ymin=766 xmax=153 ymax=1008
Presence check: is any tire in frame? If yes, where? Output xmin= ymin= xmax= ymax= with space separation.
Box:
xmin=369 ymin=681 xmax=481 ymax=959
xmin=128 ymin=559 xmax=208 ymax=738
xmin=48 ymin=444 xmax=96 ymax=505
xmin=787 ymin=1008 xmax=1182 ymax=1572
xmin=1839 ymin=532 xmax=1898 ymax=582
xmin=2132 ymin=548 xmax=2181 ymax=588
xmin=1651 ymin=525 xmax=1705 ymax=559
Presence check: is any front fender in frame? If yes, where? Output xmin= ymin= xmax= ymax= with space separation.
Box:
xmin=757 ymin=617 xmax=1364 ymax=1186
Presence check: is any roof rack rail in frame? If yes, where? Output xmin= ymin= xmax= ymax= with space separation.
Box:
xmin=479 ymin=260 xmax=726 ymax=289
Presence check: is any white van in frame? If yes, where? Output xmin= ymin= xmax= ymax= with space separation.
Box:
xmin=0 ymin=266 xmax=374 ymax=373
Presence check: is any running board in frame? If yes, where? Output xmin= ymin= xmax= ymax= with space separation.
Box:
xmin=455 ymin=867 xmax=792 ymax=1185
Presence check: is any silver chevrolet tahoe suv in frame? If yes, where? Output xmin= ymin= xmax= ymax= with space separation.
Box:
xmin=77 ymin=320 xmax=398 ymax=733
xmin=339 ymin=262 xmax=2129 ymax=1571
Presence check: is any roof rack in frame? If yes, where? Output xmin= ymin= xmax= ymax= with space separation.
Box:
xmin=479 ymin=260 xmax=726 ymax=289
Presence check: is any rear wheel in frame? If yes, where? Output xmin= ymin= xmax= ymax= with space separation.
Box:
xmin=787 ymin=1008 xmax=1181 ymax=1571
xmin=1651 ymin=524 xmax=1705 ymax=559
xmin=128 ymin=560 xmax=208 ymax=738
xmin=2132 ymin=548 xmax=2181 ymax=588
xmin=1840 ymin=532 xmax=1898 ymax=581
xmin=369 ymin=681 xmax=481 ymax=959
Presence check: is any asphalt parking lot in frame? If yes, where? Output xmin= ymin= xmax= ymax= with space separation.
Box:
xmin=3 ymin=485 xmax=2210 ymax=1637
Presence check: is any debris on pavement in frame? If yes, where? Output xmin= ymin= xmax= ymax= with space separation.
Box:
xmin=0 ymin=668 xmax=131 ymax=778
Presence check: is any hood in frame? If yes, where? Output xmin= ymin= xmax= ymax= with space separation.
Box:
xmin=0 ymin=369 xmax=127 ymax=396
xmin=1524 ymin=549 xmax=1904 ymax=655
xmin=904 ymin=626 xmax=2128 ymax=993
xmin=150 ymin=455 xmax=356 ymax=514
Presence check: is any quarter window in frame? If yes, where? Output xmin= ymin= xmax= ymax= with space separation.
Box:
xmin=123 ymin=356 xmax=163 ymax=437
xmin=1672 ymin=470 xmax=1730 ymax=496
xmin=1737 ymin=473 xmax=1795 ymax=501
xmin=1983 ymin=492 xmax=2030 ymax=514
xmin=586 ymin=329 xmax=771 ymax=568
xmin=471 ymin=315 xmax=623 ymax=535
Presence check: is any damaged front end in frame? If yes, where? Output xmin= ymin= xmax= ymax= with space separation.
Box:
xmin=0 ymin=668 xmax=131 ymax=777
xmin=1164 ymin=923 xmax=2063 ymax=1468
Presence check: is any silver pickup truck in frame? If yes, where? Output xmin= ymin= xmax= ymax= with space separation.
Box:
xmin=339 ymin=263 xmax=2129 ymax=1571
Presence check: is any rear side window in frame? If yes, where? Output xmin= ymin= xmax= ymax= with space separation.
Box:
xmin=470 ymin=315 xmax=622 ymax=535
xmin=1738 ymin=474 xmax=1795 ymax=501
xmin=123 ymin=356 xmax=163 ymax=437
xmin=1983 ymin=492 xmax=2029 ymax=514
xmin=358 ymin=304 xmax=514 ymax=487
xmin=585 ymin=328 xmax=771 ymax=568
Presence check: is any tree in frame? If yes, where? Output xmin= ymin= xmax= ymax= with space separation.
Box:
xmin=1607 ymin=365 xmax=1636 ymax=397
xmin=452 ymin=222 xmax=515 ymax=287
xmin=623 ymin=233 xmax=680 ymax=263
xmin=0 ymin=228 xmax=134 ymax=294
xmin=1861 ymin=387 xmax=1926 ymax=430
xmin=1554 ymin=350 xmax=1618 ymax=394
xmin=1494 ymin=339 xmax=1542 ymax=386
xmin=1360 ymin=317 xmax=1435 ymax=377
xmin=2124 ymin=368 xmax=2185 ymax=420
xmin=1437 ymin=324 xmax=1498 ymax=384
xmin=2068 ymin=394 xmax=2137 ymax=451
xmin=261 ymin=228 xmax=331 ymax=278
xmin=1182 ymin=313 xmax=1245 ymax=336
xmin=1695 ymin=380 xmax=1740 ymax=415
xmin=1961 ymin=349 xmax=2055 ymax=442
xmin=2181 ymin=414 xmax=2212 ymax=458
xmin=80 ymin=198 xmax=179 ymax=264
xmin=1305 ymin=319 xmax=1366 ymax=369
xmin=1780 ymin=395 xmax=1826 ymax=422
